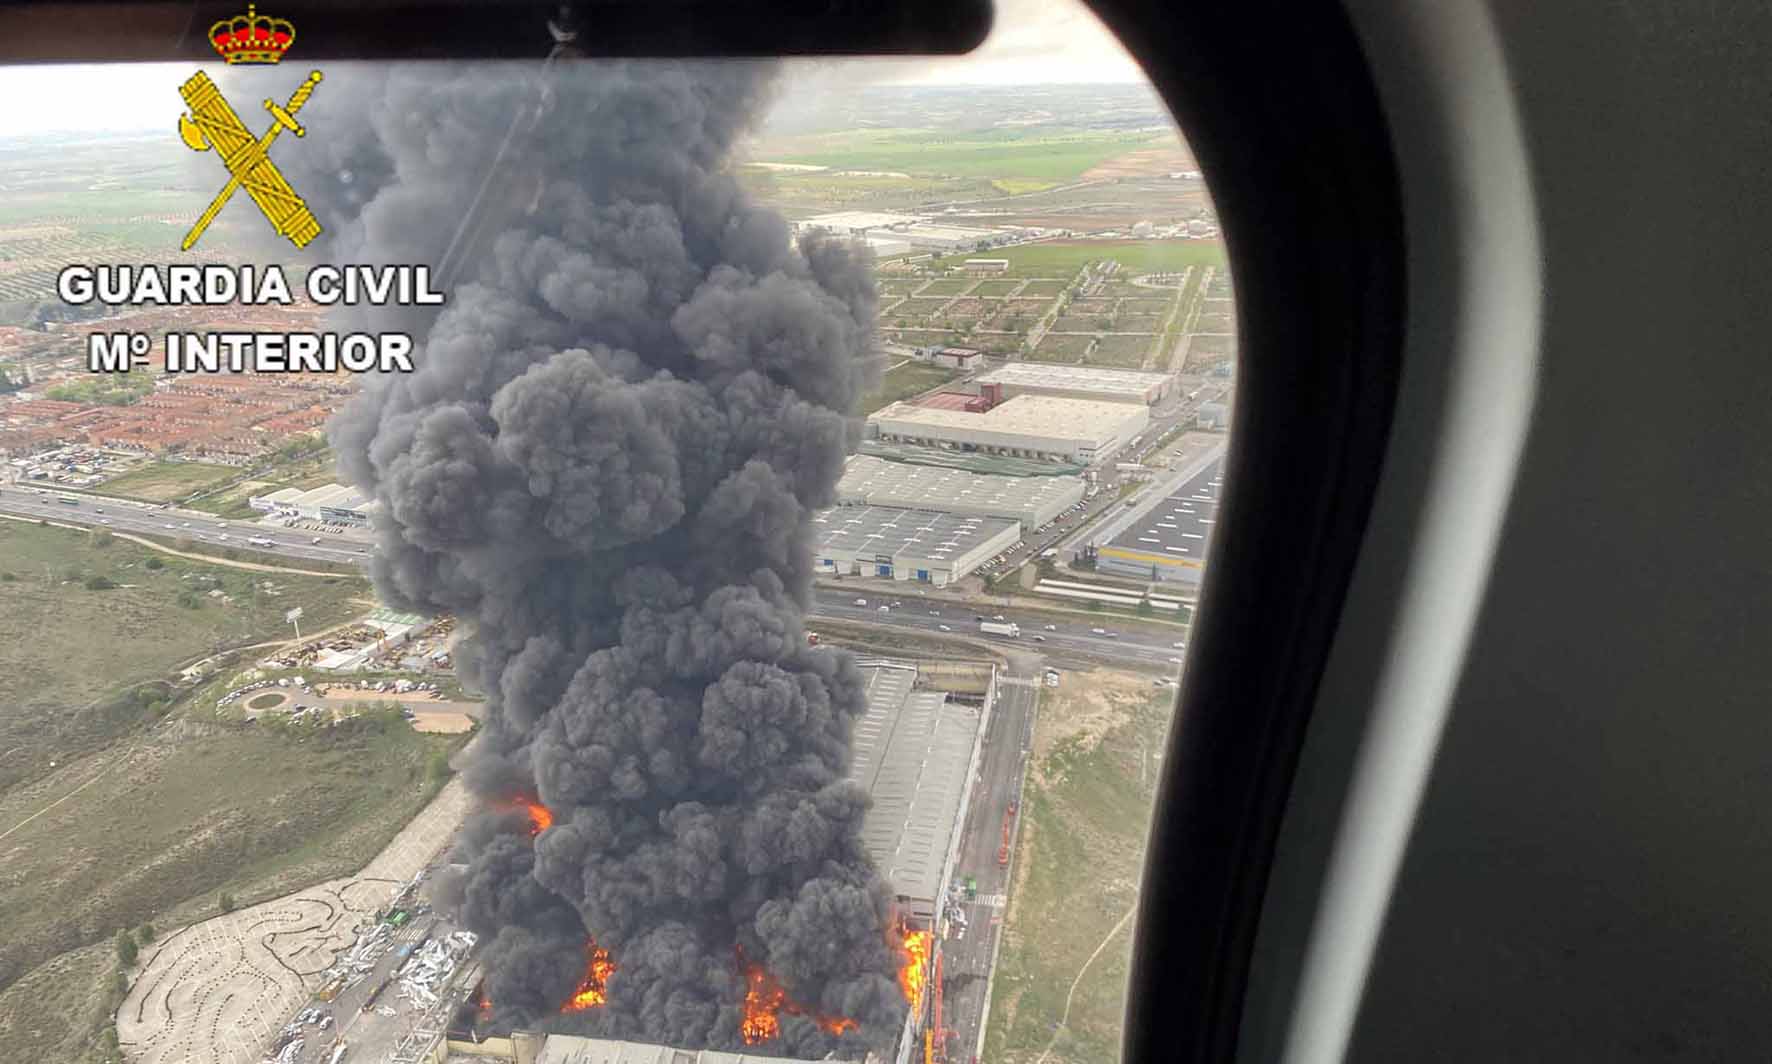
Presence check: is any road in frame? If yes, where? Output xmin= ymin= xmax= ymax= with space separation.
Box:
xmin=0 ymin=485 xmax=371 ymax=564
xmin=940 ymin=661 xmax=1040 ymax=1063
xmin=0 ymin=488 xmax=1187 ymax=670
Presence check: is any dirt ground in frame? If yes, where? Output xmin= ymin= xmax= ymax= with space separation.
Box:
xmin=1081 ymin=143 xmax=1198 ymax=180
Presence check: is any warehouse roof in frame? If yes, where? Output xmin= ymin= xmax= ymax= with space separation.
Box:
xmin=811 ymin=505 xmax=1018 ymax=564
xmin=536 ymin=1034 xmax=845 ymax=1064
xmin=872 ymin=394 xmax=1145 ymax=443
xmin=836 ymin=454 xmax=1083 ymax=526
xmin=290 ymin=482 xmax=370 ymax=512
xmin=977 ymin=361 xmax=1170 ymax=398
xmin=1106 ymin=455 xmax=1223 ymax=560
xmin=848 ymin=663 xmax=980 ymax=910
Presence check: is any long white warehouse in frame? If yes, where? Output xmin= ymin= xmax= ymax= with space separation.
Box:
xmin=869 ymin=394 xmax=1149 ymax=464
xmin=812 ymin=505 xmax=1019 ymax=586
xmin=975 ymin=362 xmax=1174 ymax=405
xmin=835 ymin=454 xmax=1085 ymax=531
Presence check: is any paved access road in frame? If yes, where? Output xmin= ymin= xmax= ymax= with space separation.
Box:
xmin=939 ymin=662 xmax=1041 ymax=1064
xmin=0 ymin=488 xmax=1186 ymax=671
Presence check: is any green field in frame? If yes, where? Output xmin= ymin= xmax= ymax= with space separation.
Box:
xmin=989 ymin=239 xmax=1229 ymax=277
xmin=985 ymin=672 xmax=1173 ymax=1064
xmin=857 ymin=361 xmax=961 ymax=415
xmin=1090 ymin=334 xmax=1157 ymax=368
xmin=972 ymin=280 xmax=1023 ymax=297
xmin=1030 ymin=334 xmax=1096 ymax=362
xmin=89 ymin=460 xmax=237 ymax=503
xmin=186 ymin=443 xmax=336 ymax=519
xmin=754 ymin=128 xmax=1170 ymax=183
xmin=919 ymin=278 xmax=974 ymax=296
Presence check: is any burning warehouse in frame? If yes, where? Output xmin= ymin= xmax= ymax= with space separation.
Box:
xmin=283 ymin=56 xmax=961 ymax=1063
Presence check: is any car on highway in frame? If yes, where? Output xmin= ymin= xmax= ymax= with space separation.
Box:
xmin=877 ymin=605 xmax=889 ymax=612
xmin=100 ymin=518 xmax=111 ymax=525
xmin=853 ymin=598 xmax=867 ymax=607
xmin=1092 ymin=627 xmax=1108 ymax=635
xmin=938 ymin=624 xmax=951 ymax=631
xmin=164 ymin=523 xmax=174 ymax=529
xmin=929 ymin=610 xmax=940 ymax=616
xmin=1044 ymin=624 xmax=1057 ymax=631
xmin=1032 ymin=634 xmax=1046 ymax=642
xmin=1172 ymin=641 xmax=1186 ymax=648
xmin=1169 ymin=656 xmax=1184 ymax=664
xmin=311 ymin=537 xmax=322 ymax=544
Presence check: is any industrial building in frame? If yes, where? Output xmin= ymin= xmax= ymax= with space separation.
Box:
xmin=250 ymin=481 xmax=375 ymax=525
xmin=869 ymin=393 xmax=1150 ymax=464
xmin=835 ymin=454 xmax=1085 ymax=532
xmin=812 ymin=504 xmax=1020 ymax=586
xmin=848 ymin=662 xmax=982 ymax=924
xmin=974 ymin=362 xmax=1173 ymax=406
xmin=1095 ymin=454 xmax=1224 ymax=583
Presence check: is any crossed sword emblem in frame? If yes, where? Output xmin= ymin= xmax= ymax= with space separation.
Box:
xmin=178 ymin=69 xmax=324 ymax=251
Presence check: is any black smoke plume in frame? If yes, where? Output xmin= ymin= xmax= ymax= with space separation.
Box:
xmin=291 ymin=60 xmax=899 ymax=1056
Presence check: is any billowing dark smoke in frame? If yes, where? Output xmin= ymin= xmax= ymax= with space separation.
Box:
xmin=289 ymin=60 xmax=899 ymax=1055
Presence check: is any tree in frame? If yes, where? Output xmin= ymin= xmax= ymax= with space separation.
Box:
xmin=137 ymin=923 xmax=156 ymax=944
xmin=219 ymin=892 xmax=236 ymax=913
xmin=85 ymin=574 xmax=116 ymax=591
xmin=144 ymin=556 xmax=163 ymax=570
xmin=92 ymin=529 xmax=114 ymax=548
xmin=115 ymin=929 xmax=138 ymax=966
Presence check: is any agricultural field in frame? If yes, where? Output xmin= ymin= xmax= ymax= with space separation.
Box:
xmin=1017 ymin=279 xmax=1071 ymax=298
xmin=1090 ymin=334 xmax=1157 ymax=368
xmin=920 ymin=278 xmax=975 ymax=296
xmin=88 ymin=460 xmax=237 ymax=503
xmin=972 ymin=279 xmax=1023 ymax=297
xmin=985 ymin=669 xmax=1173 ymax=1064
xmin=751 ymin=127 xmax=1172 ymax=184
xmin=857 ymin=360 xmax=961 ymax=415
xmin=1030 ymin=335 xmax=1097 ymax=362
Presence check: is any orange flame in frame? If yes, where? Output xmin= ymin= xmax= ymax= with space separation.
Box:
xmin=899 ymin=929 xmax=932 ymax=1016
xmin=493 ymin=796 xmax=553 ymax=837
xmin=736 ymin=949 xmax=858 ymax=1044
xmin=561 ymin=941 xmax=615 ymax=1012
xmin=741 ymin=964 xmax=786 ymax=1045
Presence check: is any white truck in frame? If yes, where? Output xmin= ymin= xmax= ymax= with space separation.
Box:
xmin=247 ymin=536 xmax=274 ymax=548
xmin=980 ymin=621 xmax=1020 ymax=637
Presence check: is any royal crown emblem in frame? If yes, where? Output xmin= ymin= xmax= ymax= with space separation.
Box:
xmin=208 ymin=4 xmax=296 ymax=64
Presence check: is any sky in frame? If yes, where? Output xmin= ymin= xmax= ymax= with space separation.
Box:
xmin=0 ymin=0 xmax=1145 ymax=136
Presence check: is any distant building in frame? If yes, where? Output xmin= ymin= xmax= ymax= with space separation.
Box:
xmin=975 ymin=362 xmax=1172 ymax=406
xmin=869 ymin=394 xmax=1150 ymax=465
xmin=931 ymin=347 xmax=982 ymax=370
xmin=963 ymin=258 xmax=1009 ymax=273
xmin=252 ymin=482 xmax=374 ymax=526
xmin=1196 ymin=401 xmax=1230 ymax=430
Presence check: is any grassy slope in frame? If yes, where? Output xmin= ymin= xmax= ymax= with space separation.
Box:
xmin=0 ymin=520 xmax=367 ymax=795
xmin=0 ymin=522 xmax=462 ymax=1062
xmin=985 ymin=671 xmax=1173 ymax=1064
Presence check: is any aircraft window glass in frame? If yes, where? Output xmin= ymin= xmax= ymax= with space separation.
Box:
xmin=0 ymin=2 xmax=1230 ymax=1061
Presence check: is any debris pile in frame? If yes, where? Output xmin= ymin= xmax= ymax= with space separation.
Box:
xmin=316 ymin=922 xmax=395 ymax=1001
xmin=396 ymin=930 xmax=478 ymax=1009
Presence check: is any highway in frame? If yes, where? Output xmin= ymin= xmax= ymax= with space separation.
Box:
xmin=0 ymin=486 xmax=1186 ymax=671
